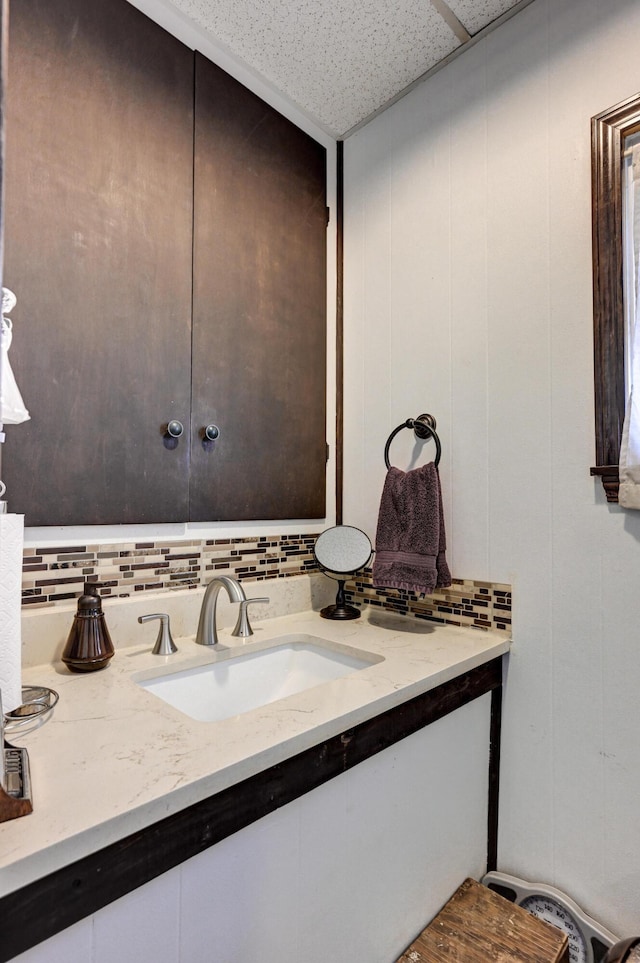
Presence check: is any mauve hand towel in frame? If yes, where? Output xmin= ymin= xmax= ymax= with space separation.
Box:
xmin=372 ymin=463 xmax=451 ymax=595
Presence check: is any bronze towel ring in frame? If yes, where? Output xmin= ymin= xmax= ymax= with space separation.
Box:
xmin=384 ymin=413 xmax=441 ymax=469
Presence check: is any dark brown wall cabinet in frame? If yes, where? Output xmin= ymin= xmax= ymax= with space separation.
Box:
xmin=3 ymin=0 xmax=327 ymax=526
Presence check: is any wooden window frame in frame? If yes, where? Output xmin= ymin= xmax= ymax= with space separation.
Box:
xmin=591 ymin=92 xmax=640 ymax=502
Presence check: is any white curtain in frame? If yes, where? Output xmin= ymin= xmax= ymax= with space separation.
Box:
xmin=619 ymin=143 xmax=640 ymax=508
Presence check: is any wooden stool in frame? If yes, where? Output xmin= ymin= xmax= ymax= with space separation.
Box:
xmin=396 ymin=878 xmax=570 ymax=962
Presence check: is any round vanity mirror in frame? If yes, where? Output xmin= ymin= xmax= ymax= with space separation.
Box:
xmin=314 ymin=525 xmax=372 ymax=620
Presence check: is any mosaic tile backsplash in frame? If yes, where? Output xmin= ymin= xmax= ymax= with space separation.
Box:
xmin=22 ymin=535 xmax=318 ymax=606
xmin=21 ymin=534 xmax=511 ymax=634
xmin=346 ymin=569 xmax=511 ymax=634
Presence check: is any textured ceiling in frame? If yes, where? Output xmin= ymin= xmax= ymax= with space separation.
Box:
xmin=167 ymin=0 xmax=529 ymax=136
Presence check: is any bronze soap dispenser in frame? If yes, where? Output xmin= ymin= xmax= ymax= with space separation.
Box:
xmin=62 ymin=581 xmax=115 ymax=672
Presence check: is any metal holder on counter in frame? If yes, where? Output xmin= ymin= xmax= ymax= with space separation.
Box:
xmin=0 ymin=686 xmax=58 ymax=823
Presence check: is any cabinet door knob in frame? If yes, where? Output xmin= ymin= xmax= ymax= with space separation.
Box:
xmin=167 ymin=420 xmax=184 ymax=438
xmin=204 ymin=424 xmax=220 ymax=441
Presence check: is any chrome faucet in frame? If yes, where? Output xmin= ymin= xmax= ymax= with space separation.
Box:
xmin=231 ymin=595 xmax=269 ymax=638
xmin=195 ymin=575 xmax=246 ymax=646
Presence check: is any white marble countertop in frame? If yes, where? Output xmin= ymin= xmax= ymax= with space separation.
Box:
xmin=0 ymin=606 xmax=510 ymax=898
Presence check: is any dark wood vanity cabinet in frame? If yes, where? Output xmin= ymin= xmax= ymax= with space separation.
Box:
xmin=2 ymin=0 xmax=327 ymax=526
xmin=191 ymin=55 xmax=327 ymax=522
xmin=3 ymin=0 xmax=194 ymax=525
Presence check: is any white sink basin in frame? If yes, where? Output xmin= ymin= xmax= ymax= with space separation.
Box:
xmin=134 ymin=634 xmax=383 ymax=723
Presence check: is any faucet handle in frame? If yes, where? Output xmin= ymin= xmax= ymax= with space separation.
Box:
xmin=138 ymin=613 xmax=178 ymax=655
xmin=231 ymin=597 xmax=270 ymax=638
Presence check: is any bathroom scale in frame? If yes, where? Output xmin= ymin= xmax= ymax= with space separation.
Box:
xmin=482 ymin=872 xmax=618 ymax=963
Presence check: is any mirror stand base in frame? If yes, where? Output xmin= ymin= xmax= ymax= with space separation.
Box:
xmin=320 ymin=603 xmax=361 ymax=620
xmin=320 ymin=578 xmax=361 ymax=620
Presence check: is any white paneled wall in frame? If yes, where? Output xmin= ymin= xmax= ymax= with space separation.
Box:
xmin=344 ymin=0 xmax=640 ymax=936
xmin=12 ymin=698 xmax=490 ymax=962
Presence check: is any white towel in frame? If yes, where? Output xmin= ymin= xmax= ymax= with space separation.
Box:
xmin=1 ymin=288 xmax=30 ymax=425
